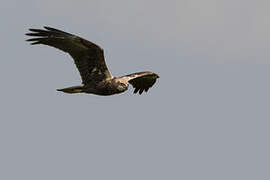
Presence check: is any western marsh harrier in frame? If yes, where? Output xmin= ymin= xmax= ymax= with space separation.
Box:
xmin=26 ymin=26 xmax=159 ymax=96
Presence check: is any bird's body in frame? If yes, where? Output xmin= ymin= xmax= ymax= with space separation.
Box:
xmin=58 ymin=77 xmax=129 ymax=96
xmin=26 ymin=26 xmax=159 ymax=96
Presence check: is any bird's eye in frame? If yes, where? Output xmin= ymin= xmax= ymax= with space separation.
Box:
xmin=120 ymin=83 xmax=126 ymax=87
xmin=118 ymin=82 xmax=128 ymax=90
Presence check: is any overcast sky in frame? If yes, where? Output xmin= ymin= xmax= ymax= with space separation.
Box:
xmin=1 ymin=0 xmax=270 ymax=180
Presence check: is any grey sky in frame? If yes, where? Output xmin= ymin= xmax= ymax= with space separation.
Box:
xmin=1 ymin=0 xmax=270 ymax=180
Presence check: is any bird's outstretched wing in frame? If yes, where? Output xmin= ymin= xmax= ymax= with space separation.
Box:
xmin=26 ymin=26 xmax=112 ymax=84
xmin=122 ymin=72 xmax=159 ymax=94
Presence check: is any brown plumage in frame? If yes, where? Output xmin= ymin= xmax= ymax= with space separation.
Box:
xmin=26 ymin=26 xmax=159 ymax=96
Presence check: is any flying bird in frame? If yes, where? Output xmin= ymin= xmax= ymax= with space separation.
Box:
xmin=26 ymin=26 xmax=159 ymax=96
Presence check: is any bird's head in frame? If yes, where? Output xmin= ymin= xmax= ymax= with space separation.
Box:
xmin=113 ymin=78 xmax=129 ymax=93
xmin=117 ymin=82 xmax=129 ymax=92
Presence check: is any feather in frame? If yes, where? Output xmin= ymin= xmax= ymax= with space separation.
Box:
xmin=123 ymin=72 xmax=159 ymax=95
xmin=26 ymin=26 xmax=159 ymax=96
xmin=26 ymin=26 xmax=112 ymax=85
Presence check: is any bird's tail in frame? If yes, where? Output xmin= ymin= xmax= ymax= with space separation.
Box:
xmin=57 ymin=85 xmax=84 ymax=94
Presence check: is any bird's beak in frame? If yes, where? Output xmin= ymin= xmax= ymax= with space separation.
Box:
xmin=124 ymin=85 xmax=129 ymax=91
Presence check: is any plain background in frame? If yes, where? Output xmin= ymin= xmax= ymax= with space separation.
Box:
xmin=1 ymin=0 xmax=270 ymax=179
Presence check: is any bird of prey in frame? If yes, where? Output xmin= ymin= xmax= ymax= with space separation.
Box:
xmin=26 ymin=26 xmax=159 ymax=96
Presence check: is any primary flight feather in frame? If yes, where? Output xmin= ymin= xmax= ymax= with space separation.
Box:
xmin=26 ymin=26 xmax=159 ymax=96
